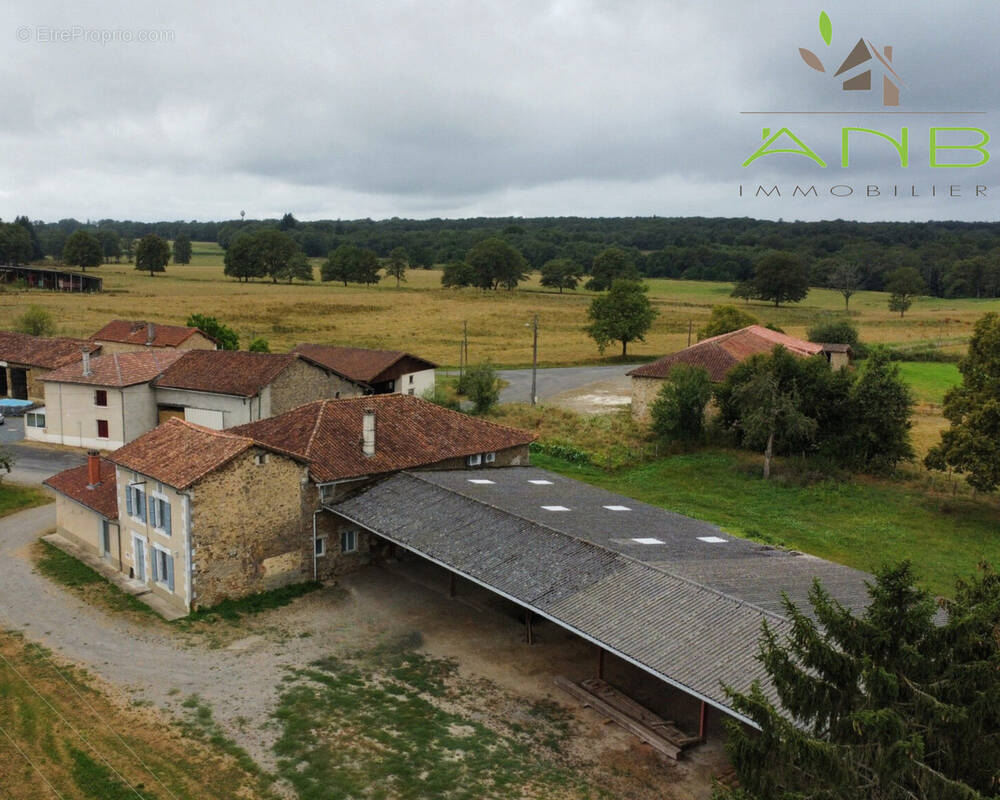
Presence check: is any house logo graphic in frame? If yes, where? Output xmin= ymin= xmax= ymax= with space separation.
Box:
xmin=798 ymin=11 xmax=903 ymax=106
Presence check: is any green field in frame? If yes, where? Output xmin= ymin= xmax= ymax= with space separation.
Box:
xmin=534 ymin=450 xmax=1000 ymax=598
xmin=0 ymin=483 xmax=50 ymax=518
xmin=897 ymin=362 xmax=962 ymax=405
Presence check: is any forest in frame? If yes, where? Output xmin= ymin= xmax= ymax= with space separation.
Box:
xmin=17 ymin=214 xmax=1000 ymax=298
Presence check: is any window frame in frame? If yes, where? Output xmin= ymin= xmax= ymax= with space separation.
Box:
xmin=340 ymin=529 xmax=358 ymax=554
xmin=150 ymin=543 xmax=173 ymax=592
xmin=126 ymin=475 xmax=147 ymax=524
xmin=96 ymin=419 xmax=109 ymax=439
xmin=149 ymin=492 xmax=171 ymax=536
xmin=315 ymin=535 xmax=327 ymax=557
xmin=94 ymin=389 xmax=108 ymax=408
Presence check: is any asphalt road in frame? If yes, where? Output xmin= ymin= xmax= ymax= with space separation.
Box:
xmin=0 ymin=417 xmax=86 ymax=485
xmin=495 ymin=364 xmax=640 ymax=404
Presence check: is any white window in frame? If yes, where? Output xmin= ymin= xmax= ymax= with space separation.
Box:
xmin=467 ymin=453 xmax=482 ymax=467
xmin=340 ymin=529 xmax=358 ymax=554
xmin=149 ymin=495 xmax=171 ymax=535
xmin=484 ymin=452 xmax=496 ymax=463
xmin=315 ymin=536 xmax=327 ymax=557
xmin=150 ymin=545 xmax=174 ymax=591
xmin=25 ymin=411 xmax=45 ymax=428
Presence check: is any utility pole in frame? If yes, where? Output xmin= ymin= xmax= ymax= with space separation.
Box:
xmin=530 ymin=314 xmax=538 ymax=406
xmin=459 ymin=321 xmax=468 ymax=383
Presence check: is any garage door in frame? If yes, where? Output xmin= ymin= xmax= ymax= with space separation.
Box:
xmin=184 ymin=407 xmax=225 ymax=429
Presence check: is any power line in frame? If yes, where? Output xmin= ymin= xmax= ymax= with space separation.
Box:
xmin=0 ymin=722 xmax=66 ymax=800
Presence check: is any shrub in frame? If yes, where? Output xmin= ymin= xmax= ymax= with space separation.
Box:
xmin=649 ymin=365 xmax=712 ymax=443
xmin=464 ymin=361 xmax=501 ymax=414
xmin=13 ymin=305 xmax=56 ymax=336
xmin=247 ymin=337 xmax=270 ymax=353
xmin=697 ymin=305 xmax=758 ymax=340
xmin=807 ymin=319 xmax=859 ymax=348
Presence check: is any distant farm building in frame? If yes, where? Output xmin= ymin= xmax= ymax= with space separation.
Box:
xmin=0 ymin=265 xmax=103 ymax=293
xmin=627 ymin=325 xmax=851 ymax=422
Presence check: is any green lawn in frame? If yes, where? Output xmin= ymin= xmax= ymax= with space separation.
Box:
xmin=897 ymin=361 xmax=962 ymax=405
xmin=0 ymin=482 xmax=50 ymax=517
xmin=533 ymin=451 xmax=1000 ymax=598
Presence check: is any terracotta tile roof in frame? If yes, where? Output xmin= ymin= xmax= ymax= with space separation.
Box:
xmin=0 ymin=331 xmax=101 ymax=369
xmin=42 ymin=349 xmax=185 ymax=387
xmin=90 ymin=319 xmax=215 ymax=348
xmin=44 ymin=459 xmax=118 ymax=518
xmin=231 ymin=394 xmax=536 ymax=483
xmin=291 ymin=344 xmax=436 ymax=385
xmin=153 ymin=351 xmax=299 ymax=397
xmin=627 ymin=326 xmax=824 ymax=382
xmin=107 ymin=417 xmax=264 ymax=489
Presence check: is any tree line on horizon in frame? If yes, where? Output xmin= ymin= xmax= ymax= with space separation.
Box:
xmin=6 ymin=214 xmax=1000 ymax=299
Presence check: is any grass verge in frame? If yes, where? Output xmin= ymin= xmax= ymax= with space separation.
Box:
xmin=0 ymin=482 xmax=50 ymax=518
xmin=185 ymin=581 xmax=322 ymax=623
xmin=533 ymin=450 xmax=1000 ymax=598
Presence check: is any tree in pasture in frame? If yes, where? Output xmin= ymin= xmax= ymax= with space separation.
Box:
xmin=122 ymin=236 xmax=135 ymax=263
xmin=185 ymin=314 xmax=239 ymax=351
xmin=172 ymin=233 xmax=192 ymax=264
xmin=321 ymin=244 xmax=381 ymax=286
xmin=13 ymin=305 xmax=56 ymax=336
xmin=96 ymin=229 xmax=121 ymax=263
xmin=729 ymin=347 xmax=817 ymax=478
xmin=281 ymin=251 xmax=314 ymax=283
xmin=829 ymin=261 xmax=861 ymax=310
xmin=466 ymin=238 xmax=528 ymax=290
xmin=253 ymin=229 xmax=299 ymax=283
xmin=717 ymin=561 xmax=1000 ymax=800
xmin=585 ymin=248 xmax=639 ymax=292
xmin=441 ymin=261 xmax=475 ymax=288
xmin=62 ymin=230 xmax=103 ymax=271
xmin=650 ymin=364 xmax=712 ymax=444
xmin=385 ymin=247 xmax=409 ymax=287
xmin=885 ymin=266 xmax=926 ymax=318
xmin=585 ymin=279 xmax=658 ymax=357
xmin=750 ymin=251 xmax=810 ymax=307
xmin=135 ymin=234 xmax=171 ymax=277
xmin=539 ymin=258 xmax=582 ymax=293
xmin=223 ymin=234 xmax=266 ymax=282
xmin=697 ymin=305 xmax=758 ymax=340
xmin=926 ymin=312 xmax=1000 ymax=491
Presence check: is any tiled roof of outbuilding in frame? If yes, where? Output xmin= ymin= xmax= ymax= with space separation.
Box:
xmin=231 ymin=394 xmax=535 ymax=483
xmin=291 ymin=344 xmax=436 ymax=385
xmin=153 ymin=351 xmax=299 ymax=397
xmin=91 ymin=319 xmax=215 ymax=348
xmin=627 ymin=325 xmax=824 ymax=382
xmin=0 ymin=331 xmax=101 ymax=369
xmin=43 ymin=349 xmax=184 ymax=387
xmin=44 ymin=459 xmax=118 ymax=518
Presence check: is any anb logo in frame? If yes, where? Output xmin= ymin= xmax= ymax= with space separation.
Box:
xmin=798 ymin=11 xmax=902 ymax=107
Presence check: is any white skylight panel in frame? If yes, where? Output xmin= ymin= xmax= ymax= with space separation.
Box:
xmin=603 ymin=505 xmax=631 ymax=511
xmin=697 ymin=536 xmax=728 ymax=543
xmin=467 ymin=479 xmax=495 ymax=484
xmin=541 ymin=505 xmax=570 ymax=511
xmin=631 ymin=537 xmax=665 ymax=545
xmin=529 ymin=479 xmax=554 ymax=485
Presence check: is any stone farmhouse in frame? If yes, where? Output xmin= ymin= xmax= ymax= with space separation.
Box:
xmin=290 ymin=344 xmax=437 ymax=397
xmin=44 ymin=393 xmax=535 ymax=616
xmin=26 ymin=348 xmax=364 ymax=448
xmin=627 ymin=325 xmax=852 ymax=422
xmin=90 ymin=319 xmax=218 ymax=353
xmin=0 ymin=330 xmax=102 ymax=402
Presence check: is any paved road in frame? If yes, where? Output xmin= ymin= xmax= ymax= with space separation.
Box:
xmin=480 ymin=365 xmax=639 ymax=404
xmin=1 ymin=417 xmax=86 ymax=485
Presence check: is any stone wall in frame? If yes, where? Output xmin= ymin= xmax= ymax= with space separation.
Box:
xmin=189 ymin=448 xmax=311 ymax=608
xmin=314 ymin=510 xmax=372 ymax=581
xmin=630 ymin=376 xmax=662 ymax=424
xmin=270 ymin=358 xmax=364 ymax=415
xmin=413 ymin=443 xmax=531 ymax=472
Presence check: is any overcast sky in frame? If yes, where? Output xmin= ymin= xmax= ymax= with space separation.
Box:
xmin=2 ymin=0 xmax=997 ymax=223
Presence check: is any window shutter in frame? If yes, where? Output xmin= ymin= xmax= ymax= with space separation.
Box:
xmin=151 ymin=549 xmax=159 ymax=582
xmin=165 ymin=554 xmax=174 ymax=592
xmin=140 ymin=492 xmax=147 ymax=523
xmin=125 ymin=486 xmax=133 ymax=517
xmin=163 ymin=501 xmax=171 ymax=535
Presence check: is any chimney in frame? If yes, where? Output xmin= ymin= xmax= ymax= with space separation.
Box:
xmin=146 ymin=323 xmax=155 ymax=346
xmin=86 ymin=450 xmax=101 ymax=487
xmin=362 ymin=408 xmax=376 ymax=457
xmin=82 ymin=347 xmax=92 ymax=377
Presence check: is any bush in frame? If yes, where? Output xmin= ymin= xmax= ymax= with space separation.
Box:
xmin=650 ymin=365 xmax=712 ymax=443
xmin=13 ymin=305 xmax=56 ymax=336
xmin=807 ymin=319 xmax=859 ymax=348
xmin=697 ymin=305 xmax=758 ymax=340
xmin=247 ymin=337 xmax=270 ymax=353
xmin=529 ymin=441 xmax=591 ymax=464
xmin=463 ymin=361 xmax=501 ymax=413
xmin=421 ymin=384 xmax=461 ymax=411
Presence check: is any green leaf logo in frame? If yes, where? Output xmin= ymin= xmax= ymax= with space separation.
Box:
xmin=819 ymin=11 xmax=832 ymax=46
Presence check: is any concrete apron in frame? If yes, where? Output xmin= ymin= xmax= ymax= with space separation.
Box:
xmin=41 ymin=532 xmax=187 ymax=621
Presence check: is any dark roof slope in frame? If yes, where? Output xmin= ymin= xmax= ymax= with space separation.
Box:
xmin=231 ymin=394 xmax=535 ymax=483
xmin=291 ymin=344 xmax=436 ymax=385
xmin=628 ymin=325 xmax=824 ymax=382
xmin=332 ymin=471 xmax=803 ymax=726
xmin=0 ymin=331 xmax=101 ymax=369
xmin=91 ymin=319 xmax=215 ymax=348
xmin=43 ymin=349 xmax=185 ymax=387
xmin=107 ymin=417 xmax=262 ymax=489
xmin=44 ymin=459 xmax=118 ymax=518
xmin=153 ymin=351 xmax=298 ymax=397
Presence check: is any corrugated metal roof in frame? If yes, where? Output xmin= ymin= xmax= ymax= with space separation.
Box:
xmin=329 ymin=469 xmax=847 ymax=725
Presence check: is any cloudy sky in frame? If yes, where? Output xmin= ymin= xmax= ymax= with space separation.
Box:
xmin=2 ymin=0 xmax=997 ymax=223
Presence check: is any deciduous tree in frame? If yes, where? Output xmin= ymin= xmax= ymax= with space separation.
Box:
xmin=585 ymin=248 xmax=639 ymax=292
xmin=385 ymin=247 xmax=409 ymax=287
xmin=62 ymin=230 xmax=103 ymax=272
xmin=135 ymin=234 xmax=170 ymax=277
xmin=223 ymin=234 xmax=266 ymax=282
xmin=829 ymin=262 xmax=861 ymax=310
xmin=751 ymin=251 xmax=810 ymax=307
xmin=172 ymin=233 xmax=192 ymax=264
xmin=885 ymin=266 xmax=926 ymax=318
xmin=697 ymin=305 xmax=758 ymax=340
xmin=539 ymin=258 xmax=582 ymax=293
xmin=466 ymin=238 xmax=528 ymax=290
xmin=650 ymin=364 xmax=712 ymax=443
xmin=585 ymin=279 xmax=658 ymax=357
xmin=185 ymin=313 xmax=239 ymax=350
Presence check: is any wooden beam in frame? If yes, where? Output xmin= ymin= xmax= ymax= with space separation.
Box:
xmin=699 ymin=700 xmax=709 ymax=742
xmin=525 ymin=609 xmax=534 ymax=645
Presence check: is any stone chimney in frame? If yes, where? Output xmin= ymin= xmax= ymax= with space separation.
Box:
xmin=146 ymin=322 xmax=155 ymax=346
xmin=86 ymin=450 xmax=101 ymax=487
xmin=82 ymin=347 xmax=92 ymax=377
xmin=362 ymin=408 xmax=376 ymax=457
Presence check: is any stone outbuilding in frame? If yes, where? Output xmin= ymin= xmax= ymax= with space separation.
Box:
xmin=291 ymin=344 xmax=437 ymax=397
xmin=0 ymin=330 xmax=102 ymax=401
xmin=90 ymin=319 xmax=218 ymax=354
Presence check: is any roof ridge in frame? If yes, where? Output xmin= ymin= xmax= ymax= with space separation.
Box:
xmin=113 ymin=352 xmax=123 ymax=383
xmin=304 ymin=399 xmax=327 ymax=458
xmin=368 ymin=471 xmax=793 ymax=625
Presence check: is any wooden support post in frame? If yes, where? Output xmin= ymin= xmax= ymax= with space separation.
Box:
xmin=699 ymin=700 xmax=709 ymax=742
xmin=597 ymin=647 xmax=605 ymax=679
xmin=449 ymin=571 xmax=456 ymax=598
xmin=525 ymin=609 xmax=534 ymax=645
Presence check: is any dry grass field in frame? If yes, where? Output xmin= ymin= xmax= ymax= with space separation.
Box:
xmin=2 ymin=242 xmax=998 ymax=367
